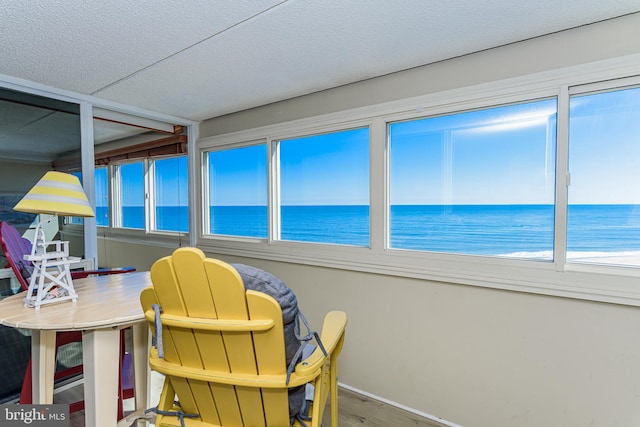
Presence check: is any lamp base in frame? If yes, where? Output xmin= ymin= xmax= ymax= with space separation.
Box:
xmin=23 ymin=291 xmax=77 ymax=309
xmin=23 ymin=239 xmax=78 ymax=310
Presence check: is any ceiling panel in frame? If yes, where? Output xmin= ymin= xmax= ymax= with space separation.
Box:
xmin=0 ymin=0 xmax=283 ymax=94
xmin=0 ymin=0 xmax=639 ymax=123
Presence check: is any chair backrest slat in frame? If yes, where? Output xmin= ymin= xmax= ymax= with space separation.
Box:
xmin=247 ymin=290 xmax=290 ymax=426
xmin=0 ymin=222 xmax=33 ymax=291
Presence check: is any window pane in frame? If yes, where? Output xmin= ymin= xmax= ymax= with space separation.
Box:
xmin=389 ymin=99 xmax=557 ymax=258
xmin=95 ymin=167 xmax=109 ymax=227
xmin=120 ymin=162 xmax=144 ymax=229
xmin=208 ymin=145 xmax=267 ymax=238
xmin=68 ymin=171 xmax=84 ymax=225
xmin=154 ymin=156 xmax=188 ymax=232
xmin=568 ymin=86 xmax=640 ymax=266
xmin=279 ymin=128 xmax=370 ymax=246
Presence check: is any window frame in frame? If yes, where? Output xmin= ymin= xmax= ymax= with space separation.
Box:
xmin=92 ymin=154 xmax=189 ymax=242
xmin=196 ymin=59 xmax=640 ymax=306
xmin=385 ymin=96 xmax=559 ymax=258
xmin=201 ymin=121 xmax=375 ymax=246
xmin=202 ymin=140 xmax=269 ymax=240
xmin=563 ymin=76 xmax=640 ymax=270
xmin=276 ymin=127 xmax=371 ymax=246
xmin=94 ymin=165 xmax=110 ymax=227
xmin=112 ymin=159 xmax=146 ymax=230
xmin=150 ymin=154 xmax=189 ymax=233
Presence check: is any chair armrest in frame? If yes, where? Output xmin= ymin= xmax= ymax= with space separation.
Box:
xmin=71 ymin=266 xmax=136 ymax=279
xmin=144 ymin=309 xmax=276 ymax=332
xmin=294 ymin=311 xmax=347 ymax=377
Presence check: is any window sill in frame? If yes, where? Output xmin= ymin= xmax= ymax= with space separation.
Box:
xmin=197 ymin=236 xmax=640 ymax=307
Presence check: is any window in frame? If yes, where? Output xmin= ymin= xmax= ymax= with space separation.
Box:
xmin=278 ymin=128 xmax=370 ymax=245
xmin=98 ymin=156 xmax=188 ymax=233
xmin=68 ymin=171 xmax=84 ymax=225
xmin=197 ymin=60 xmax=640 ymax=306
xmin=118 ymin=161 xmax=145 ymax=229
xmin=389 ymin=99 xmax=557 ymax=258
xmin=207 ymin=145 xmax=268 ymax=238
xmin=204 ymin=128 xmax=370 ymax=245
xmin=153 ymin=156 xmax=188 ymax=232
xmin=567 ymin=85 xmax=640 ymax=267
xmin=95 ymin=167 xmax=109 ymax=227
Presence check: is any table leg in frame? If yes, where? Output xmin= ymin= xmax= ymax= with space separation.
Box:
xmin=82 ymin=328 xmax=120 ymax=427
xmin=132 ymin=321 xmax=150 ymax=416
xmin=31 ymin=330 xmax=56 ymax=403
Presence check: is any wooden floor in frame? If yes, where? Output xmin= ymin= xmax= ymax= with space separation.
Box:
xmin=61 ymin=385 xmax=448 ymax=427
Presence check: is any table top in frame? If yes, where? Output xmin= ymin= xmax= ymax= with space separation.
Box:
xmin=0 ymin=271 xmax=151 ymax=331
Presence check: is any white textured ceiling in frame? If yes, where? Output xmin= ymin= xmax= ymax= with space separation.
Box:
xmin=1 ymin=0 xmax=640 ymax=123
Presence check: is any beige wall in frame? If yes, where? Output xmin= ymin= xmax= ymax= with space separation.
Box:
xmin=102 ymin=239 xmax=640 ymax=427
xmin=103 ymin=14 xmax=640 ymax=427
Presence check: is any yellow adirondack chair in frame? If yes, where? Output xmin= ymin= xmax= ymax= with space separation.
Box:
xmin=140 ymin=247 xmax=347 ymax=427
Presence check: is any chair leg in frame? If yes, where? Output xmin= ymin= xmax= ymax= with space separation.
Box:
xmin=117 ymin=336 xmax=124 ymax=420
xmin=18 ymin=358 xmax=32 ymax=405
xmin=69 ymin=400 xmax=85 ymax=412
xmin=330 ymin=359 xmax=339 ymax=427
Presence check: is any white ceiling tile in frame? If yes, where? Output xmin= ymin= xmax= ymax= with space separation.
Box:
xmin=0 ymin=0 xmax=284 ymax=93
xmin=1 ymin=0 xmax=639 ymax=126
xmin=92 ymin=0 xmax=640 ymax=120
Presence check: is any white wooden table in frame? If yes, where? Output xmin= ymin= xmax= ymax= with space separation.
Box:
xmin=0 ymin=271 xmax=152 ymax=427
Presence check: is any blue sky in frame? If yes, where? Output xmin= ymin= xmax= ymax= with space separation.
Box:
xmin=106 ymin=87 xmax=640 ymax=208
xmin=209 ymin=145 xmax=267 ymax=206
xmin=119 ymin=162 xmax=144 ymax=206
xmin=390 ymin=99 xmax=557 ymax=205
xmin=568 ymin=87 xmax=640 ymax=204
xmin=279 ymin=129 xmax=369 ymax=205
xmin=154 ymin=157 xmax=188 ymax=206
xmin=208 ymin=128 xmax=370 ymax=206
xmin=208 ymin=101 xmax=560 ymax=206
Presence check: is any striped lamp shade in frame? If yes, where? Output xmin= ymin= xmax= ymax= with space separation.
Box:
xmin=13 ymin=171 xmax=95 ymax=217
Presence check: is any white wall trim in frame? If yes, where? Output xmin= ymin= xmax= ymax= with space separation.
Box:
xmin=80 ymin=102 xmax=97 ymax=263
xmin=0 ymin=72 xmax=197 ymax=127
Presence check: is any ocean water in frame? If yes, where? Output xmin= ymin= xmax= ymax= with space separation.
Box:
xmin=98 ymin=206 xmax=190 ymax=231
xmin=105 ymin=205 xmax=640 ymax=259
xmin=390 ymin=204 xmax=554 ymax=257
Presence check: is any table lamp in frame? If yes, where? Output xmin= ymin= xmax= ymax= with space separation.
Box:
xmin=13 ymin=171 xmax=95 ymax=309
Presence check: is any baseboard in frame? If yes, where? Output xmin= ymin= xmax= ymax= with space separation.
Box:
xmin=338 ymin=382 xmax=464 ymax=427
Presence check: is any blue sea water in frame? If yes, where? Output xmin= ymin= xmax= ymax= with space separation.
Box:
xmin=105 ymin=205 xmax=640 ymax=259
xmin=97 ymin=206 xmax=190 ymax=231
xmin=390 ymin=204 xmax=554 ymax=256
